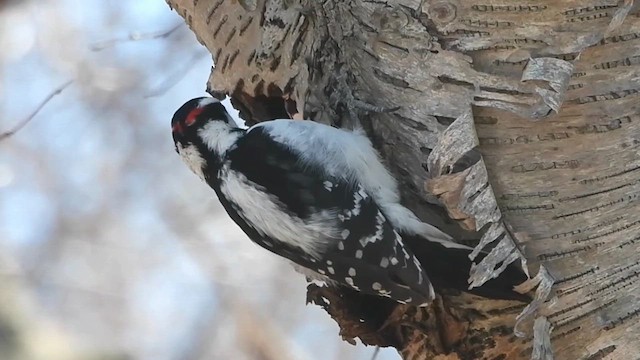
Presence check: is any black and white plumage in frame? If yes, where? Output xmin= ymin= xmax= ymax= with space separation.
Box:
xmin=171 ymin=97 xmax=527 ymax=306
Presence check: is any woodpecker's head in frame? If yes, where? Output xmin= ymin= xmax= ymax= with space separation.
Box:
xmin=171 ymin=97 xmax=235 ymax=143
xmin=172 ymin=97 xmax=240 ymax=179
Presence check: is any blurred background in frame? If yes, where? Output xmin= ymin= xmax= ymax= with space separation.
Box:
xmin=0 ymin=1 xmax=399 ymax=359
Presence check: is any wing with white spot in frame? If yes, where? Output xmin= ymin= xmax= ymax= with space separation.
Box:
xmin=222 ymin=126 xmax=435 ymax=305
xmin=312 ymin=184 xmax=435 ymax=305
xmin=251 ymin=120 xmax=456 ymax=244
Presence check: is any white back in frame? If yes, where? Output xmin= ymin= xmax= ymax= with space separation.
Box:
xmin=249 ymin=120 xmax=457 ymax=245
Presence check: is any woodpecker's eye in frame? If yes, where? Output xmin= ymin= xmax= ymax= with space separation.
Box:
xmin=185 ymin=107 xmax=205 ymax=126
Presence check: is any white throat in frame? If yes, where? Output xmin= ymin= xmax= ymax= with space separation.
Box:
xmin=177 ymin=143 xmax=206 ymax=180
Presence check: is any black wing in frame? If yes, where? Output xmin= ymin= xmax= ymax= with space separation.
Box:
xmin=215 ymin=126 xmax=434 ymax=305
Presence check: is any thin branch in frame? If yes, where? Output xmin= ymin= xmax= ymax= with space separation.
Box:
xmin=370 ymin=346 xmax=380 ymax=360
xmin=0 ymin=80 xmax=73 ymax=142
xmin=144 ymin=50 xmax=208 ymax=98
xmin=90 ymin=22 xmax=185 ymax=51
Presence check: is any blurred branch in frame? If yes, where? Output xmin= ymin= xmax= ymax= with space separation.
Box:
xmin=90 ymin=22 xmax=185 ymax=51
xmin=144 ymin=50 xmax=208 ymax=98
xmin=0 ymin=80 xmax=73 ymax=142
xmin=235 ymin=304 xmax=309 ymax=360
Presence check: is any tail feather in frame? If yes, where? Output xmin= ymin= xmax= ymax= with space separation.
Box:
xmin=402 ymin=233 xmax=530 ymax=302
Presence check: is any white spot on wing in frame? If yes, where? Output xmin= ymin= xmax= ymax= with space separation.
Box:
xmin=359 ymin=211 xmax=386 ymax=247
xmin=372 ymin=282 xmax=382 ymax=290
xmin=323 ymin=180 xmax=333 ymax=191
xmin=350 ymin=190 xmax=363 ymax=217
xmin=401 ymin=245 xmax=411 ymax=259
xmin=348 ymin=268 xmax=356 ymax=276
xmin=355 ymin=250 xmax=363 ymax=259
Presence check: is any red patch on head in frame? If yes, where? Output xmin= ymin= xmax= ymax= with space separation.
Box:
xmin=185 ymin=107 xmax=204 ymax=126
xmin=172 ymin=122 xmax=183 ymax=133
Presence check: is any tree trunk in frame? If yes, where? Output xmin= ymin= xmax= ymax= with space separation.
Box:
xmin=165 ymin=0 xmax=640 ymax=358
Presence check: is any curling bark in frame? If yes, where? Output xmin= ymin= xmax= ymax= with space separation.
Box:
xmin=166 ymin=0 xmax=640 ymax=359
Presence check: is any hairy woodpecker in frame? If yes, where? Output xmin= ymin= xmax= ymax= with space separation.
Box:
xmin=171 ymin=97 xmax=528 ymax=306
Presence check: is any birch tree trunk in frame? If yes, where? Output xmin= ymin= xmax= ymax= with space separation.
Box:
xmin=165 ymin=0 xmax=640 ymax=359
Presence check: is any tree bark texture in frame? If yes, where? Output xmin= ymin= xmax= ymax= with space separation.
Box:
xmin=166 ymin=0 xmax=640 ymax=359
